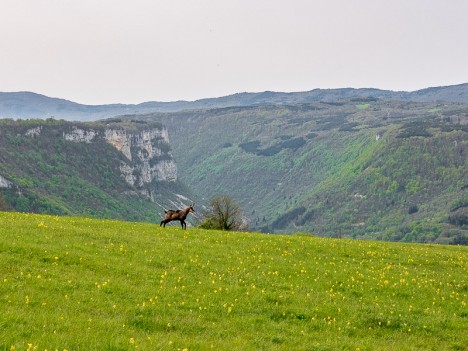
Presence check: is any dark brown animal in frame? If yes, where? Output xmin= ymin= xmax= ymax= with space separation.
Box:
xmin=160 ymin=204 xmax=195 ymax=229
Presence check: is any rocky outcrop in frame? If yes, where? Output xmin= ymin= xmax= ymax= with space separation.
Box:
xmin=25 ymin=126 xmax=42 ymax=137
xmin=0 ymin=174 xmax=12 ymax=188
xmin=104 ymin=129 xmax=132 ymax=160
xmin=63 ymin=127 xmax=98 ymax=143
xmin=104 ymin=127 xmax=177 ymax=186
xmin=63 ymin=125 xmax=177 ymax=187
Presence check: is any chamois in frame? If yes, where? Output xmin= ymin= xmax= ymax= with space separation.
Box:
xmin=160 ymin=204 xmax=195 ymax=229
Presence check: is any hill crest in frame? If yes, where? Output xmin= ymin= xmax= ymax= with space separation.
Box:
xmin=1 ymin=83 xmax=467 ymax=121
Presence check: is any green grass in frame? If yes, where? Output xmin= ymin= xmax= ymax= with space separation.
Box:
xmin=355 ymin=104 xmax=370 ymax=110
xmin=1 ymin=212 xmax=467 ymax=351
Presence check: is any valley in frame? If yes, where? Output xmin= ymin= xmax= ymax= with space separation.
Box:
xmin=1 ymin=85 xmax=467 ymax=243
xmin=130 ymin=99 xmax=468 ymax=243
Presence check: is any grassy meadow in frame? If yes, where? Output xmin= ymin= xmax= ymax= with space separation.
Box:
xmin=0 ymin=211 xmax=467 ymax=351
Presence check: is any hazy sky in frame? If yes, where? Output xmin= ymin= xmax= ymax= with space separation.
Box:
xmin=1 ymin=0 xmax=467 ymax=105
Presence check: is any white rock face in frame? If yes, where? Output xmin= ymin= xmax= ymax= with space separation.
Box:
xmin=105 ymin=128 xmax=177 ymax=186
xmin=0 ymin=174 xmax=12 ymax=188
xmin=104 ymin=129 xmax=132 ymax=161
xmin=63 ymin=125 xmax=177 ymax=187
xmin=25 ymin=126 xmax=42 ymax=137
xmin=63 ymin=127 xmax=97 ymax=143
xmin=152 ymin=159 xmax=177 ymax=182
xmin=119 ymin=162 xmax=138 ymax=187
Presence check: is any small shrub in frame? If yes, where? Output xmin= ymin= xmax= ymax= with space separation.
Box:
xmin=408 ymin=205 xmax=419 ymax=214
xmin=0 ymin=194 xmax=12 ymax=211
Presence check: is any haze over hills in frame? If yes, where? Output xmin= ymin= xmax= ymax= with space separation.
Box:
xmin=1 ymin=83 xmax=468 ymax=121
xmin=1 ymin=83 xmax=467 ymax=244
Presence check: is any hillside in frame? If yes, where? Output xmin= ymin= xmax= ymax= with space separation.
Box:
xmin=1 ymin=212 xmax=467 ymax=350
xmin=1 ymin=86 xmax=468 ymax=244
xmin=1 ymin=83 xmax=467 ymax=120
xmin=127 ymin=100 xmax=468 ymax=244
xmin=0 ymin=119 xmax=198 ymax=224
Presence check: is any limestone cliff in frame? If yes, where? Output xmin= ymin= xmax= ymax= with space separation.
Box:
xmin=0 ymin=174 xmax=12 ymax=188
xmin=63 ymin=124 xmax=177 ymax=187
xmin=0 ymin=119 xmax=198 ymax=224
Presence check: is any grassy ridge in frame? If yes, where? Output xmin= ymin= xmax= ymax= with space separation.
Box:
xmin=1 ymin=212 xmax=467 ymax=350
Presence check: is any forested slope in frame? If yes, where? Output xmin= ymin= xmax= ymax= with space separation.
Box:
xmin=133 ymin=100 xmax=468 ymax=243
xmin=0 ymin=119 xmax=197 ymax=224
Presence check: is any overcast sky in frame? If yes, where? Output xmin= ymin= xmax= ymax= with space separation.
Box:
xmin=1 ymin=0 xmax=467 ymax=105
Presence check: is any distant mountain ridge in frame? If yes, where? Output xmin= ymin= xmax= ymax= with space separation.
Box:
xmin=1 ymin=83 xmax=468 ymax=121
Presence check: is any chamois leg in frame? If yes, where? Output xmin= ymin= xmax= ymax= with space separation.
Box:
xmin=161 ymin=219 xmax=169 ymax=227
xmin=180 ymin=220 xmax=185 ymax=229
